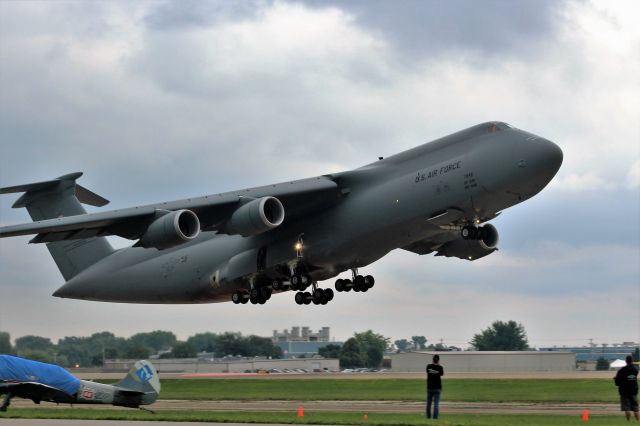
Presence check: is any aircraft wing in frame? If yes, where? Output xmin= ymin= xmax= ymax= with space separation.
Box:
xmin=0 ymin=381 xmax=63 ymax=400
xmin=0 ymin=176 xmax=341 ymax=243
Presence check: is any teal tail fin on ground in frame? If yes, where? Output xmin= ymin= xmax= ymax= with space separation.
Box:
xmin=115 ymin=360 xmax=161 ymax=404
xmin=0 ymin=172 xmax=114 ymax=280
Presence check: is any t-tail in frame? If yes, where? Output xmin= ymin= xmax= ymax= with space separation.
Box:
xmin=0 ymin=172 xmax=114 ymax=280
xmin=114 ymin=360 xmax=161 ymax=405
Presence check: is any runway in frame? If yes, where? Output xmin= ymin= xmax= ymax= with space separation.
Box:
xmin=0 ymin=421 xmax=298 ymax=426
xmin=8 ymin=398 xmax=618 ymax=415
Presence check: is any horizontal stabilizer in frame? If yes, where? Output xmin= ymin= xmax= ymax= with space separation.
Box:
xmin=0 ymin=172 xmax=109 ymax=208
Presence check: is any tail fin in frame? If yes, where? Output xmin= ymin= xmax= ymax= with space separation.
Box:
xmin=115 ymin=360 xmax=161 ymax=404
xmin=0 ymin=172 xmax=114 ymax=280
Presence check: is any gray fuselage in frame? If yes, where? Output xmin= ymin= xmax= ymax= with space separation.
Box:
xmin=53 ymin=122 xmax=562 ymax=303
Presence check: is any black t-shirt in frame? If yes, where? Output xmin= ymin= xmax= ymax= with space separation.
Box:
xmin=614 ymin=365 xmax=639 ymax=396
xmin=426 ymin=363 xmax=444 ymax=390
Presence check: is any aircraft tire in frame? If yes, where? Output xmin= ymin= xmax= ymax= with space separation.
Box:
xmin=240 ymin=296 xmax=248 ymax=304
xmin=258 ymin=297 xmax=266 ymax=304
xmin=231 ymin=291 xmax=242 ymax=304
xmin=294 ymin=292 xmax=305 ymax=305
xmin=312 ymin=289 xmax=324 ymax=303
xmin=272 ymin=279 xmax=283 ymax=291
xmin=365 ymin=275 xmax=375 ymax=288
xmin=335 ymin=279 xmax=344 ymax=292
xmin=324 ymin=288 xmax=334 ymax=301
xmin=250 ymin=296 xmax=259 ymax=304
xmin=343 ymin=279 xmax=352 ymax=292
xmin=250 ymin=288 xmax=260 ymax=299
xmin=260 ymin=287 xmax=272 ymax=300
xmin=303 ymin=292 xmax=312 ymax=305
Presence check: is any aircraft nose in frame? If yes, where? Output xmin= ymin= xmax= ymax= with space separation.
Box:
xmin=512 ymin=136 xmax=563 ymax=196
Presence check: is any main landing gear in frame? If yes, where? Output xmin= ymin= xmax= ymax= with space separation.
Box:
xmin=335 ymin=269 xmax=375 ymax=293
xmin=294 ymin=283 xmax=334 ymax=306
xmin=231 ymin=286 xmax=272 ymax=305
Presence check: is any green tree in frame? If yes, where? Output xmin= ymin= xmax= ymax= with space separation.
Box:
xmin=394 ymin=339 xmax=410 ymax=352
xmin=318 ymin=344 xmax=342 ymax=358
xmin=411 ymin=336 xmax=427 ymax=350
xmin=339 ymin=338 xmax=364 ymax=368
xmin=187 ymin=332 xmax=219 ymax=353
xmin=124 ymin=343 xmax=151 ymax=359
xmin=19 ymin=350 xmax=55 ymax=363
xmin=15 ymin=335 xmax=54 ymax=353
xmin=633 ymin=347 xmax=639 ymax=362
xmin=470 ymin=320 xmax=529 ymax=351
xmin=171 ymin=341 xmax=197 ymax=358
xmin=0 ymin=332 xmax=13 ymax=355
xmin=354 ymin=330 xmax=387 ymax=368
xmin=129 ymin=331 xmax=177 ymax=353
xmin=595 ymin=357 xmax=610 ymax=371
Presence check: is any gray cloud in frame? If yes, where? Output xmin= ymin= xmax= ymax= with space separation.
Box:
xmin=300 ymin=0 xmax=562 ymax=57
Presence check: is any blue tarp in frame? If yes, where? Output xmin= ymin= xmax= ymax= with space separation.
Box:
xmin=0 ymin=355 xmax=80 ymax=395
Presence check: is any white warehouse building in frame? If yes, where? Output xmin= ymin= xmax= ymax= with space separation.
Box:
xmin=391 ymin=351 xmax=575 ymax=373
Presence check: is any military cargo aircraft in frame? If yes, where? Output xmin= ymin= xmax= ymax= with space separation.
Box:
xmin=0 ymin=121 xmax=562 ymax=306
xmin=0 ymin=355 xmax=160 ymax=411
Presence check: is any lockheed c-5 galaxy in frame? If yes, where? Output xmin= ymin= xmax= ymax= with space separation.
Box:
xmin=0 ymin=121 xmax=562 ymax=306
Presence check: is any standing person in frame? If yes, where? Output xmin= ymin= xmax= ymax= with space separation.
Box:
xmin=426 ymin=354 xmax=444 ymax=419
xmin=614 ymin=355 xmax=639 ymax=422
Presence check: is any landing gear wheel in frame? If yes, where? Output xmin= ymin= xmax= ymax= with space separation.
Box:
xmin=313 ymin=289 xmax=324 ymax=304
xmin=302 ymin=291 xmax=312 ymax=305
xmin=343 ymin=279 xmax=353 ymax=292
xmin=250 ymin=288 xmax=260 ymax=299
xmin=260 ymin=287 xmax=272 ymax=300
xmin=364 ymin=275 xmax=375 ymax=289
xmin=231 ymin=291 xmax=243 ymax=304
xmin=295 ymin=292 xmax=305 ymax=305
xmin=324 ymin=288 xmax=334 ymax=301
xmin=250 ymin=295 xmax=259 ymax=304
xmin=272 ymin=279 xmax=283 ymax=291
xmin=335 ymin=279 xmax=345 ymax=292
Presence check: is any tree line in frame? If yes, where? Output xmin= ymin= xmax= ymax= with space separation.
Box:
xmin=0 ymin=330 xmax=282 ymax=367
xmin=0 ymin=320 xmax=534 ymax=369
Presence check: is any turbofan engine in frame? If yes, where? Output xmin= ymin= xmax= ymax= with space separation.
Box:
xmin=139 ymin=209 xmax=200 ymax=249
xmin=223 ymin=196 xmax=285 ymax=237
xmin=436 ymin=223 xmax=499 ymax=261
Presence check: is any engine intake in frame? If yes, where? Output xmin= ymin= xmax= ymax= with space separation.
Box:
xmin=224 ymin=196 xmax=285 ymax=237
xmin=139 ymin=209 xmax=200 ymax=249
xmin=437 ymin=224 xmax=499 ymax=261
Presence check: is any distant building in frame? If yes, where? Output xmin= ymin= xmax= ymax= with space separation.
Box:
xmin=392 ymin=351 xmax=575 ymax=372
xmin=540 ymin=343 xmax=639 ymax=363
xmin=272 ymin=326 xmax=331 ymax=342
xmin=272 ymin=326 xmax=341 ymax=358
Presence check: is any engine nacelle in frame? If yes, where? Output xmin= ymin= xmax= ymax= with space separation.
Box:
xmin=437 ymin=224 xmax=499 ymax=261
xmin=139 ymin=209 xmax=200 ymax=250
xmin=224 ymin=197 xmax=285 ymax=237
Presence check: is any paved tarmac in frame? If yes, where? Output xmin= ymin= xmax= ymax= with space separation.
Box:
xmin=8 ymin=398 xmax=618 ymax=415
xmin=0 ymin=421 xmax=304 ymax=426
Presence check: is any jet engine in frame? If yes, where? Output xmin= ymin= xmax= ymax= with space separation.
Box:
xmin=224 ymin=196 xmax=285 ymax=237
xmin=436 ymin=224 xmax=499 ymax=261
xmin=139 ymin=209 xmax=200 ymax=249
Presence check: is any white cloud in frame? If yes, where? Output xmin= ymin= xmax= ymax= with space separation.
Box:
xmin=628 ymin=160 xmax=640 ymax=189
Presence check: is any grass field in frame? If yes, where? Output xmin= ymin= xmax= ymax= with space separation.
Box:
xmin=0 ymin=409 xmax=624 ymax=425
xmin=96 ymin=378 xmax=616 ymax=403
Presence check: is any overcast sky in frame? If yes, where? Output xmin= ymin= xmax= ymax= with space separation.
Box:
xmin=0 ymin=0 xmax=638 ymax=349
